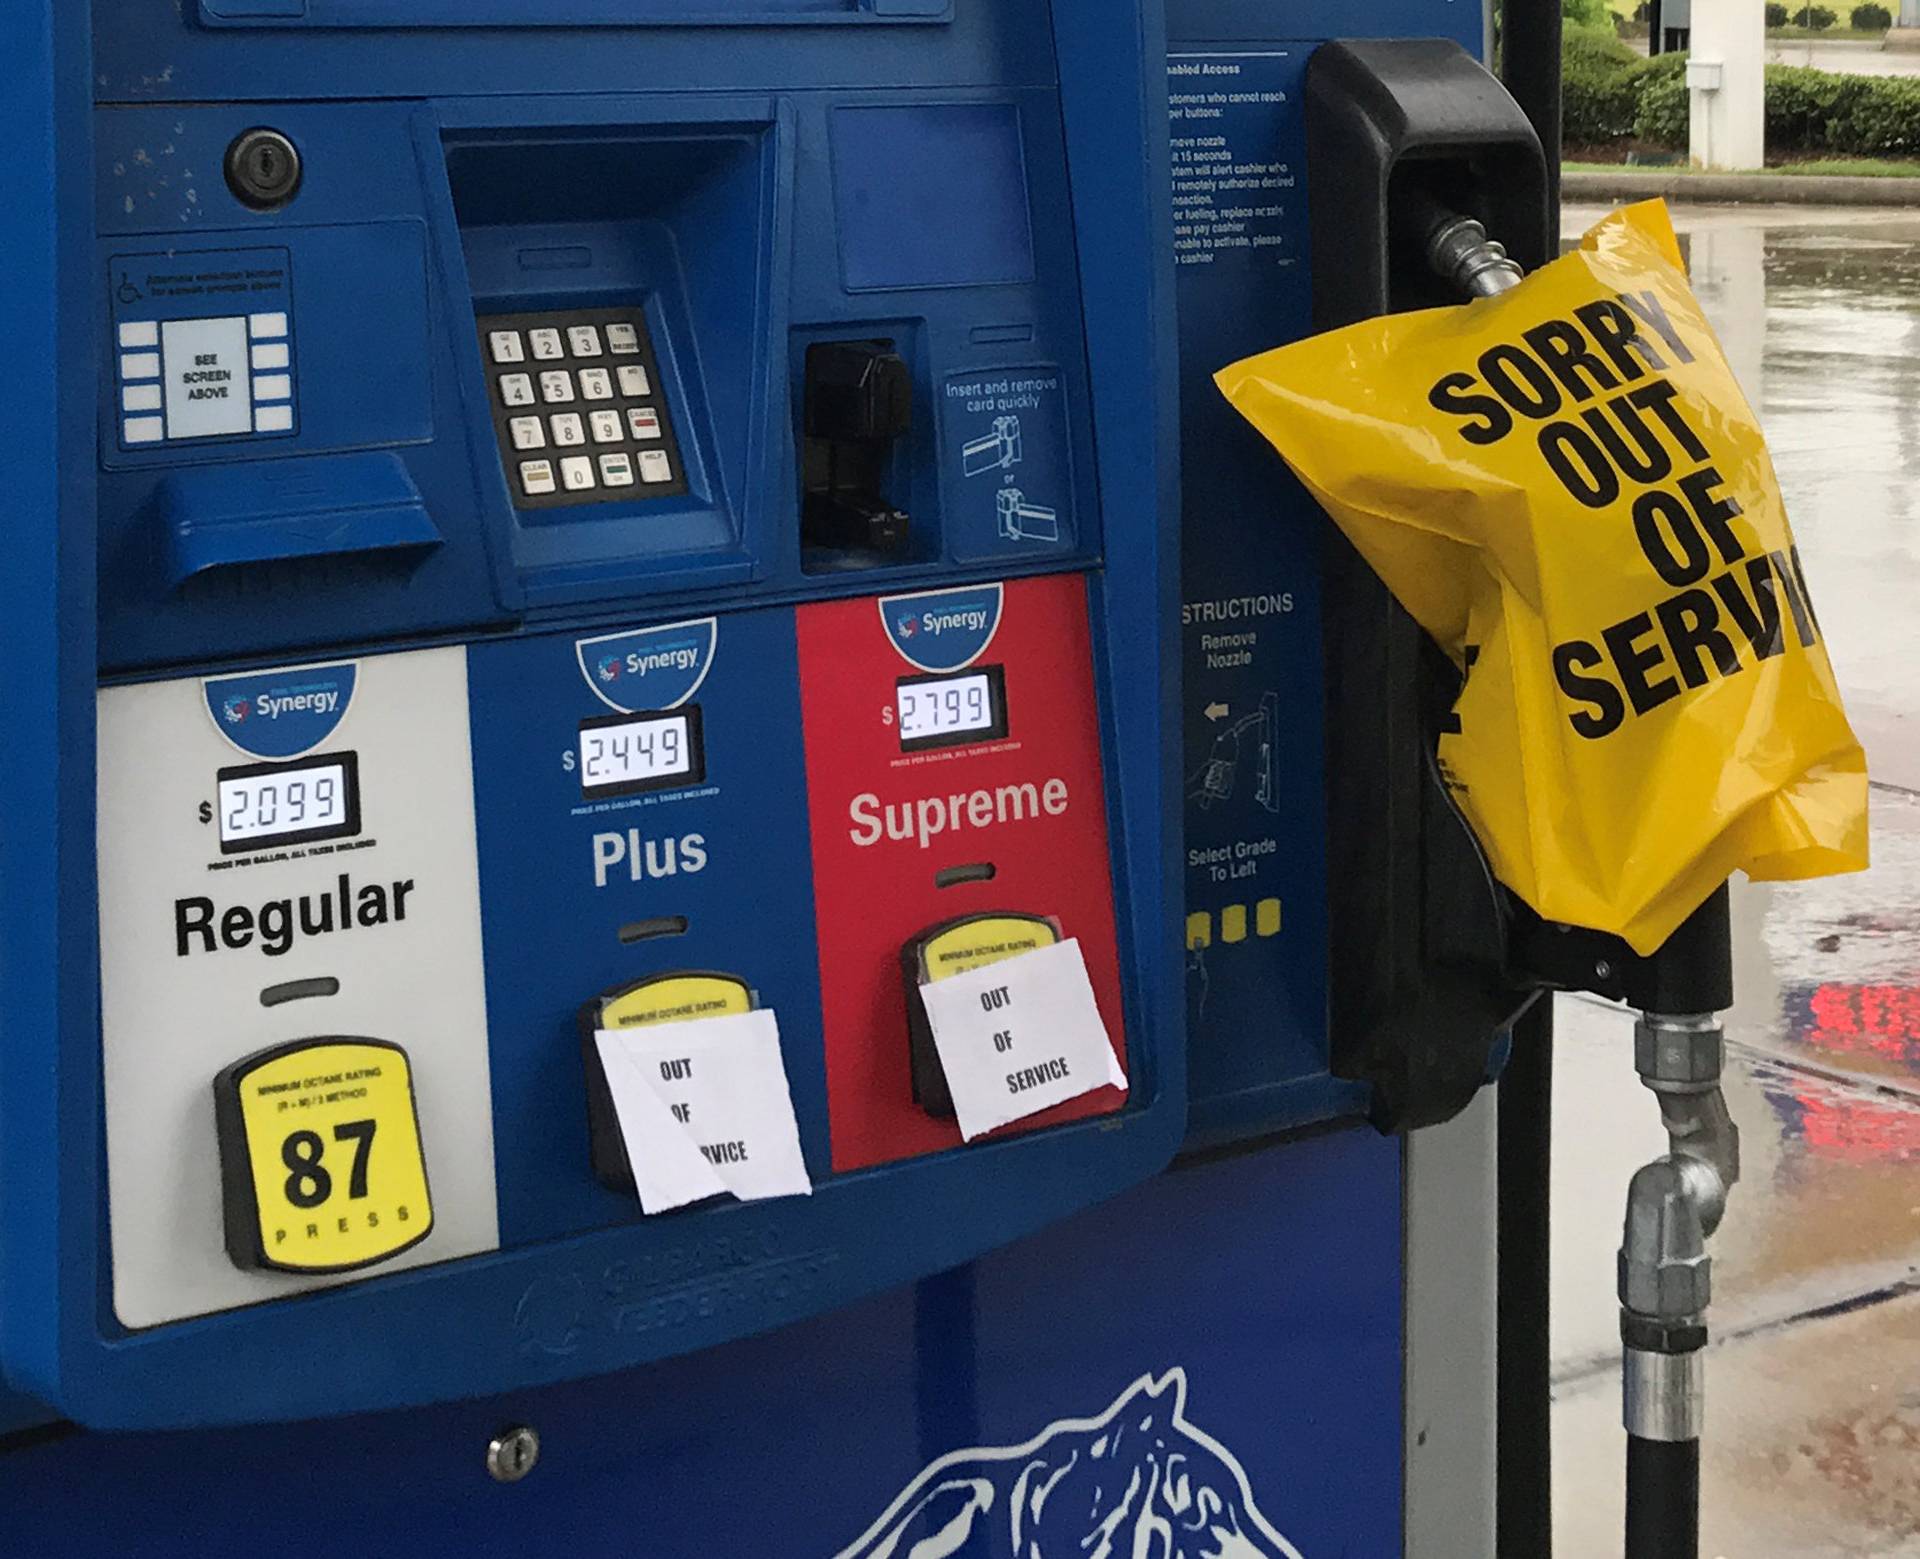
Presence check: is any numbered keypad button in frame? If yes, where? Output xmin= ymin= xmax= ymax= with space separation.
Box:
xmin=560 ymin=455 xmax=597 ymax=491
xmin=638 ymin=449 xmax=673 ymax=484
xmin=539 ymin=370 xmax=575 ymax=404
xmin=589 ymin=409 xmax=624 ymax=444
xmin=499 ymin=373 xmax=535 ymax=407
xmin=579 ymin=367 xmax=614 ymax=401
xmin=600 ymin=452 xmax=636 ymax=487
xmin=550 ymin=412 xmax=586 ymax=447
xmin=627 ymin=406 xmax=663 ymax=441
xmin=488 ymin=330 xmax=525 ymax=364
xmin=617 ymin=364 xmax=651 ymax=397
xmin=529 ymin=328 xmax=564 ymax=360
xmin=509 ymin=415 xmax=545 ymax=451
xmin=567 ymin=325 xmax=604 ymax=358
xmin=520 ymin=459 xmax=556 ymax=496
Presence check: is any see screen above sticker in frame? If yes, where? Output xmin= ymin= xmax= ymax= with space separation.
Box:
xmin=213 ymin=1037 xmax=433 ymax=1275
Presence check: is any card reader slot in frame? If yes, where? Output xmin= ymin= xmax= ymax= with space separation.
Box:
xmin=259 ymin=976 xmax=342 ymax=1007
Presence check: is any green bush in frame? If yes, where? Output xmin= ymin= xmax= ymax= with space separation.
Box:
xmin=1766 ymin=0 xmax=1790 ymax=20
xmin=1562 ymin=0 xmax=1615 ymax=28
xmin=1831 ymin=73 xmax=1920 ymax=150
xmin=1765 ymin=62 xmax=1847 ymax=149
xmin=1627 ymin=61 xmax=1920 ymax=154
xmin=1634 ymin=67 xmax=1692 ymax=145
xmin=1798 ymin=3 xmax=1838 ymax=25
xmin=1851 ymin=1 xmax=1892 ymax=27
xmin=1562 ymin=23 xmax=1647 ymax=141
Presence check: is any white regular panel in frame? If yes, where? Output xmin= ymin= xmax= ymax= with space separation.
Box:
xmin=98 ymin=646 xmax=499 ymax=1328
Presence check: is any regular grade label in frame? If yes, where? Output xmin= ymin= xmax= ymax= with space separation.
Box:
xmin=218 ymin=1038 xmax=432 ymax=1274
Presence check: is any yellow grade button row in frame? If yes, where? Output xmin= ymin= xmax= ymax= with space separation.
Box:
xmin=1185 ymin=898 xmax=1283 ymax=950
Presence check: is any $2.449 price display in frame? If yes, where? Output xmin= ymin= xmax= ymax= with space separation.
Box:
xmin=214 ymin=1037 xmax=433 ymax=1275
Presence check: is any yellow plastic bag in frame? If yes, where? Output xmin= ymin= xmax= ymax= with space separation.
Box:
xmin=1216 ymin=200 xmax=1867 ymax=954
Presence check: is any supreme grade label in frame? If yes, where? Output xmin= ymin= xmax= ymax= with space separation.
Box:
xmin=214 ymin=1037 xmax=433 ymax=1275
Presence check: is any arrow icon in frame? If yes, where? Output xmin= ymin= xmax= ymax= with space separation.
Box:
xmin=1204 ymin=702 xmax=1228 ymax=722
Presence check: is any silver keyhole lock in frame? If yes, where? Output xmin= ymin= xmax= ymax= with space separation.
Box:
xmin=224 ymin=127 xmax=303 ymax=211
xmin=486 ymin=1425 xmax=542 ymax=1484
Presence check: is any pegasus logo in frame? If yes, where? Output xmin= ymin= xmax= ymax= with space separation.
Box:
xmin=833 ymin=1368 xmax=1303 ymax=1559
xmin=896 ymin=615 xmax=919 ymax=639
xmin=222 ymin=697 xmax=249 ymax=725
xmin=597 ymin=655 xmax=623 ymax=683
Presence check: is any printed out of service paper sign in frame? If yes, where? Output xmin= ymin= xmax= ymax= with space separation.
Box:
xmin=918 ymin=937 xmax=1127 ymax=1141
xmin=595 ymin=1009 xmax=812 ymax=1215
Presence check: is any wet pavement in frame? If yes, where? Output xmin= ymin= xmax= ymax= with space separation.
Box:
xmin=1554 ymin=204 xmax=1920 ymax=1556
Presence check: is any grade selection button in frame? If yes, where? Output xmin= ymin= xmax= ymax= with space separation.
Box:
xmin=214 ymin=1037 xmax=434 ymax=1276
xmin=117 ymin=320 xmax=159 ymax=350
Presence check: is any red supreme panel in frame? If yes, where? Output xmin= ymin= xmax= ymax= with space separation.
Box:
xmin=797 ymin=572 xmax=1127 ymax=1172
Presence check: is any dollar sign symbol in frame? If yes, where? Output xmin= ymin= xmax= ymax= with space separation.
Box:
xmin=198 ymin=801 xmax=213 ymax=824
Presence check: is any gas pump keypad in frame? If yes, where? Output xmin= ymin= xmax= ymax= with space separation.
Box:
xmin=476 ymin=307 xmax=689 ymax=511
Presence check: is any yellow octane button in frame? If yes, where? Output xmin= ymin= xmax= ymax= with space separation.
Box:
xmin=915 ymin=913 xmax=1060 ymax=984
xmin=214 ymin=1037 xmax=433 ymax=1275
xmin=601 ymin=972 xmax=753 ymax=1029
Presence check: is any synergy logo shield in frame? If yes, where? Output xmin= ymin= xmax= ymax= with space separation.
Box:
xmin=833 ymin=1368 xmax=1303 ymax=1559
xmin=880 ymin=583 xmax=1004 ymax=673
xmin=202 ymin=662 xmax=357 ymax=759
xmin=575 ymin=617 xmax=718 ymax=713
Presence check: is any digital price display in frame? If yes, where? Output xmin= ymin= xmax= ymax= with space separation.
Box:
xmin=217 ymin=753 xmax=362 ymax=854
xmin=896 ymin=666 xmax=1008 ymax=751
xmin=579 ymin=708 xmax=705 ymax=798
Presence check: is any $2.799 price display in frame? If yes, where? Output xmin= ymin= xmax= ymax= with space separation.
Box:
xmin=214 ymin=1037 xmax=433 ymax=1275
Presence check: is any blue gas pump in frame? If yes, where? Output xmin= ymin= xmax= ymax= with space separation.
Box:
xmin=0 ymin=0 xmax=1597 ymax=1554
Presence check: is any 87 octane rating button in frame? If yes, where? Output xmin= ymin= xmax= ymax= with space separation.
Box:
xmin=214 ymin=1036 xmax=433 ymax=1274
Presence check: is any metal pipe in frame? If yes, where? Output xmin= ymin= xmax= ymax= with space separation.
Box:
xmin=1618 ymin=1010 xmax=1738 ymax=1559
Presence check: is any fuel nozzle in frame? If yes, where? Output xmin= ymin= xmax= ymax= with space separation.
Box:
xmin=1394 ymin=189 xmax=1526 ymax=298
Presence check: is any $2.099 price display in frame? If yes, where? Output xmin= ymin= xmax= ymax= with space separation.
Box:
xmin=215 ymin=751 xmax=362 ymax=855
xmin=214 ymin=1037 xmax=433 ymax=1276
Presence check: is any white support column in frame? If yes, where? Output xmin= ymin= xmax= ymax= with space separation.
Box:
xmin=1688 ymin=0 xmax=1766 ymax=169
